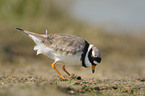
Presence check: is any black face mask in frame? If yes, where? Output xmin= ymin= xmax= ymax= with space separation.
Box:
xmin=88 ymin=48 xmax=101 ymax=66
xmin=92 ymin=57 xmax=101 ymax=63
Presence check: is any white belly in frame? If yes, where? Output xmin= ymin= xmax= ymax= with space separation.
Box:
xmin=34 ymin=44 xmax=82 ymax=66
xmin=57 ymin=53 xmax=82 ymax=66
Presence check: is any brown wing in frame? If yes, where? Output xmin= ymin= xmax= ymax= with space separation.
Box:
xmin=44 ymin=33 xmax=87 ymax=55
xmin=16 ymin=28 xmax=87 ymax=55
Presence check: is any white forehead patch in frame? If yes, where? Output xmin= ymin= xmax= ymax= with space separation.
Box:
xmin=92 ymin=50 xmax=95 ymax=57
xmin=92 ymin=47 xmax=99 ymax=57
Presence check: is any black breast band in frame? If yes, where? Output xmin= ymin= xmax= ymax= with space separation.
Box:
xmin=81 ymin=41 xmax=89 ymax=68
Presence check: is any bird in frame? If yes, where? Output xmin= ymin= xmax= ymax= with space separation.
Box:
xmin=16 ymin=28 xmax=102 ymax=79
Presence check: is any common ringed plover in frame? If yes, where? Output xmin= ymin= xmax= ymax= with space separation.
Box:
xmin=16 ymin=28 xmax=102 ymax=79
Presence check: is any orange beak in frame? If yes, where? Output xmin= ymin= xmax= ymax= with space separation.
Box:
xmin=92 ymin=65 xmax=96 ymax=73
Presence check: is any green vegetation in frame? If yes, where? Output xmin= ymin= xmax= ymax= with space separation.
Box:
xmin=0 ymin=0 xmax=145 ymax=96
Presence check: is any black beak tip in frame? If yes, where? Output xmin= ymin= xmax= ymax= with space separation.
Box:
xmin=92 ymin=70 xmax=95 ymax=73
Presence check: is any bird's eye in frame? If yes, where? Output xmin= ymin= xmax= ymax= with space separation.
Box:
xmin=92 ymin=57 xmax=101 ymax=63
xmin=95 ymin=57 xmax=101 ymax=63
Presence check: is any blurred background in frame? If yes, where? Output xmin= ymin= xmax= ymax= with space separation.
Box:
xmin=0 ymin=0 xmax=145 ymax=95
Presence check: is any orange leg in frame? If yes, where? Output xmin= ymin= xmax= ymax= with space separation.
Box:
xmin=51 ymin=62 xmax=65 ymax=79
xmin=62 ymin=65 xmax=70 ymax=76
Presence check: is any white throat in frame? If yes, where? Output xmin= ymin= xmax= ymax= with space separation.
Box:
xmin=85 ymin=44 xmax=93 ymax=67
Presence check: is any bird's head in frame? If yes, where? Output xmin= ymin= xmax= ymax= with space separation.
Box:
xmin=88 ymin=45 xmax=102 ymax=73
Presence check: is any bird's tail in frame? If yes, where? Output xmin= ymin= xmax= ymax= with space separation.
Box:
xmin=16 ymin=28 xmax=47 ymax=44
